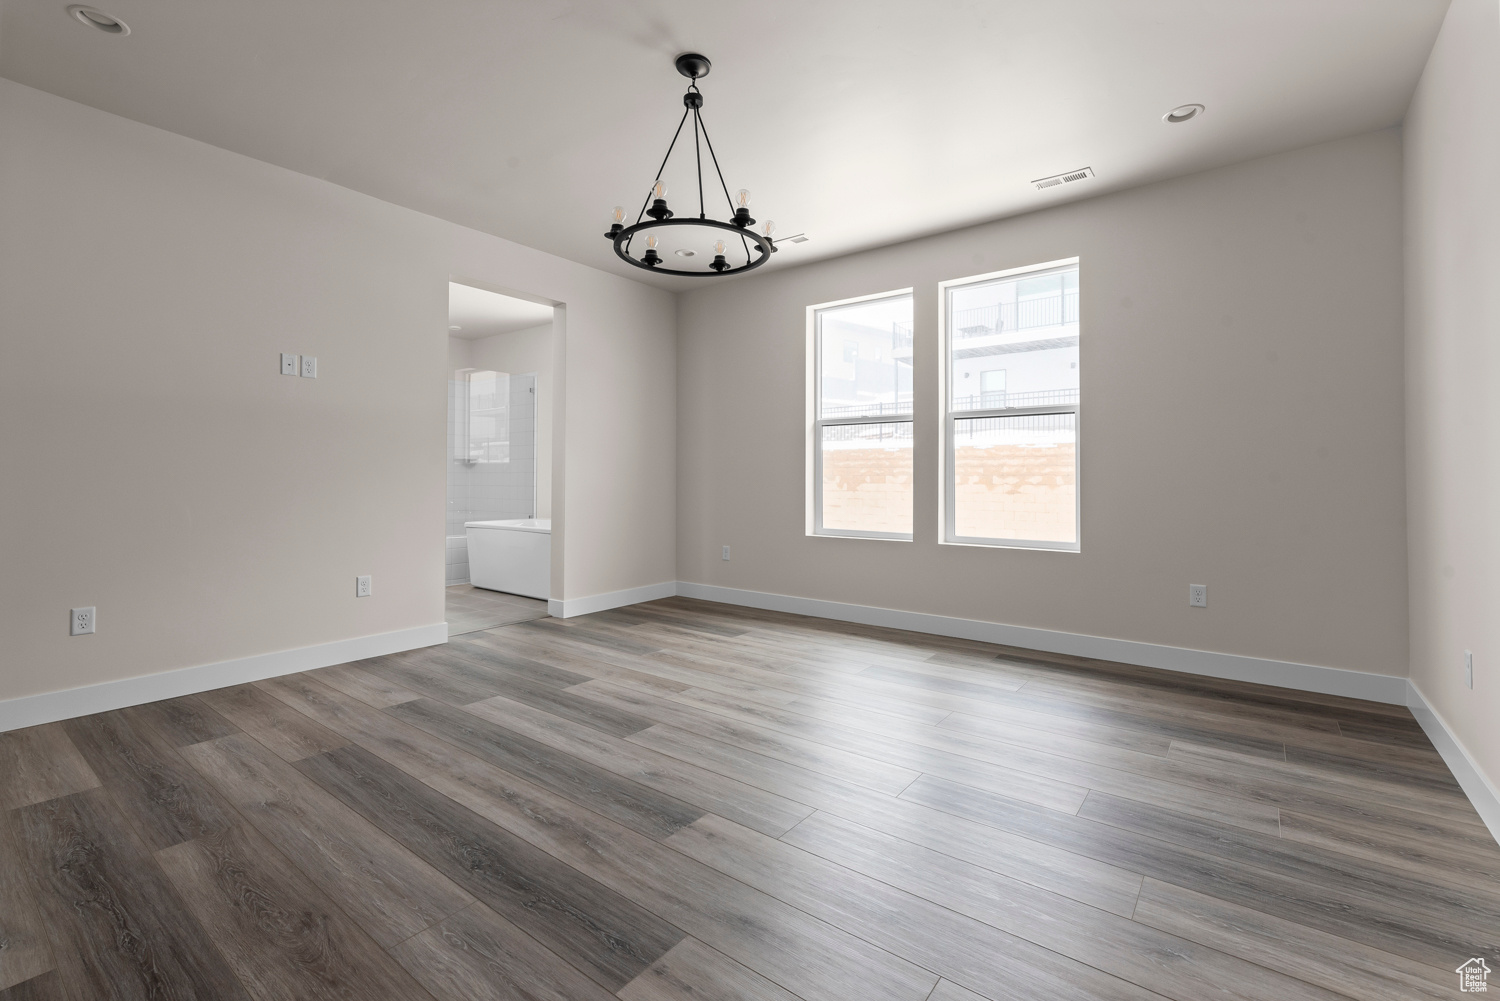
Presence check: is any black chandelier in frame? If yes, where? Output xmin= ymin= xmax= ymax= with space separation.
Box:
xmin=605 ymin=53 xmax=775 ymax=277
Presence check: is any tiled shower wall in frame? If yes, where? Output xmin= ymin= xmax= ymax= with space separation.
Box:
xmin=446 ymin=371 xmax=536 ymax=585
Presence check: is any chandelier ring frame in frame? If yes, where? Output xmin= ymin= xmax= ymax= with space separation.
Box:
xmin=611 ymin=218 xmax=774 ymax=277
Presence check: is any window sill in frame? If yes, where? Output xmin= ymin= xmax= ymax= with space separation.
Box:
xmin=809 ymin=530 xmax=914 ymax=542
xmin=941 ymin=538 xmax=1080 ymax=553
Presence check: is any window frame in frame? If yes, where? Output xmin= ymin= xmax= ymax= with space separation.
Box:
xmin=940 ymin=258 xmax=1081 ymax=552
xmin=807 ymin=287 xmax=916 ymax=542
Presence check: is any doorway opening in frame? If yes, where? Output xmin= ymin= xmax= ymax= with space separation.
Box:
xmin=445 ymin=281 xmax=556 ymax=634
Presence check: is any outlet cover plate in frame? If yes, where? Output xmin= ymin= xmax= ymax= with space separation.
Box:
xmin=70 ymin=606 xmax=95 ymax=635
xmin=301 ymin=355 xmax=318 ymax=378
xmin=1189 ymin=584 xmax=1207 ymax=608
xmin=355 ymin=575 xmax=372 ymax=598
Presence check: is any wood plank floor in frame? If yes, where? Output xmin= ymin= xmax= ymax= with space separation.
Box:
xmin=2 ymin=597 xmax=1496 ymax=1001
xmin=445 ymin=584 xmax=549 ymax=635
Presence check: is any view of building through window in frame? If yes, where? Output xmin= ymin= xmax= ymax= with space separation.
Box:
xmin=807 ymin=264 xmax=1078 ymax=547
xmin=462 ymin=369 xmax=510 ymax=464
xmin=946 ymin=262 xmax=1079 ymax=547
xmin=814 ymin=293 xmax=914 ymax=537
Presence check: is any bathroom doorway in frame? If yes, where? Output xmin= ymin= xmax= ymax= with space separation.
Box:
xmin=445 ymin=281 xmax=555 ymax=634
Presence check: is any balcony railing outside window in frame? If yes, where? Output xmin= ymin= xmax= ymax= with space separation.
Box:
xmin=822 ymin=398 xmax=915 ymax=419
xmin=952 ymin=289 xmax=1079 ymax=340
xmin=951 ymin=387 xmax=1078 ymax=413
xmin=820 ymin=420 xmax=915 ymax=443
xmin=955 ymin=411 xmax=1076 ymax=436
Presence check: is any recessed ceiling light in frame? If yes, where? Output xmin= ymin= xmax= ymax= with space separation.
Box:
xmin=449 ymin=325 xmax=462 ymax=331
xmin=674 ymin=249 xmax=696 ymax=258
xmin=67 ymin=5 xmax=130 ymax=34
xmin=1163 ymin=104 xmax=1204 ymax=124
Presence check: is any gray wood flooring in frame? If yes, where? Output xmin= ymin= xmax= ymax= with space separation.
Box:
xmin=2 ymin=597 xmax=1495 ymax=1001
xmin=446 ymin=583 xmax=548 ymax=635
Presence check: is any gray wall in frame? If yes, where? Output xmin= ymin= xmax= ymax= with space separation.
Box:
xmin=0 ymin=77 xmax=675 ymax=706
xmin=1404 ymin=0 xmax=1500 ymax=794
xmin=677 ymin=129 xmax=1408 ymax=677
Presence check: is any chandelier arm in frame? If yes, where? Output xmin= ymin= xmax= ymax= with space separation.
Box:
xmin=627 ymin=107 xmax=692 ymax=255
xmin=694 ymin=110 xmax=737 ymax=215
xmin=693 ymin=108 xmax=705 ymax=218
xmin=695 ymin=112 xmax=752 ymax=264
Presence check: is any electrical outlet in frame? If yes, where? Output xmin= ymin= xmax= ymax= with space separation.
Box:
xmin=355 ymin=575 xmax=372 ymax=598
xmin=1188 ymin=584 xmax=1207 ymax=608
xmin=1465 ymin=650 xmax=1473 ymax=689
xmin=70 ymin=606 xmax=95 ymax=635
xmin=722 ymin=545 xmax=731 ymax=561
xmin=281 ymin=352 xmax=299 ymax=376
xmin=301 ymin=355 xmax=318 ymax=378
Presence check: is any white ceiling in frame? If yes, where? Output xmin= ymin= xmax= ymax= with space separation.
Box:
xmin=0 ymin=1 xmax=1448 ymax=289
xmin=448 ymin=283 xmax=554 ymax=340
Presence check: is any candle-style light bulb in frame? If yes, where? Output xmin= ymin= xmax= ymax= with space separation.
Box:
xmin=642 ymin=232 xmax=662 ymax=267
xmin=708 ymin=238 xmax=731 ymax=272
xmin=604 ymin=204 xmax=627 ymax=240
xmin=646 ymin=181 xmax=673 ymax=221
xmin=736 ymin=189 xmax=751 ymax=208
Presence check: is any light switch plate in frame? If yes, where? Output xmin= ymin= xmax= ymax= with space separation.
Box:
xmin=355 ymin=575 xmax=372 ymax=598
xmin=1189 ymin=584 xmax=1207 ymax=608
xmin=301 ymin=355 xmax=318 ymax=378
xmin=281 ymin=353 xmax=299 ymax=375
xmin=70 ymin=606 xmax=95 ymax=635
xmin=722 ymin=546 xmax=731 ymax=561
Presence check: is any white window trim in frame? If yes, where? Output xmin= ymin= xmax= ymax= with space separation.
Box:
xmin=806 ymin=287 xmax=915 ymax=541
xmin=939 ymin=258 xmax=1081 ymax=552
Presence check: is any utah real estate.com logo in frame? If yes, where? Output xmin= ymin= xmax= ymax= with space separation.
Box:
xmin=1458 ymin=958 xmax=1491 ymax=993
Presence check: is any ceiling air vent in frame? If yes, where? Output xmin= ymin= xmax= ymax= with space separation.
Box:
xmin=1032 ymin=166 xmax=1095 ymax=190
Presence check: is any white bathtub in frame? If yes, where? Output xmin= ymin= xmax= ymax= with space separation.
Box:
xmin=464 ymin=518 xmax=551 ymax=599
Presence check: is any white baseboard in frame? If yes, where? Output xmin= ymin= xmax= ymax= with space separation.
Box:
xmin=548 ymin=581 xmax=678 ymax=619
xmin=675 ymin=582 xmax=1409 ymax=705
xmin=0 ymin=622 xmax=448 ymax=733
xmin=10 ymin=579 xmax=1489 ymax=842
xmin=1406 ymin=680 xmax=1500 ymax=842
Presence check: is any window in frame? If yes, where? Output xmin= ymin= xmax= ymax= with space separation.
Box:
xmin=943 ymin=260 xmax=1079 ymax=549
xmin=810 ymin=290 xmax=914 ymax=539
xmin=458 ymin=369 xmax=510 ymax=464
